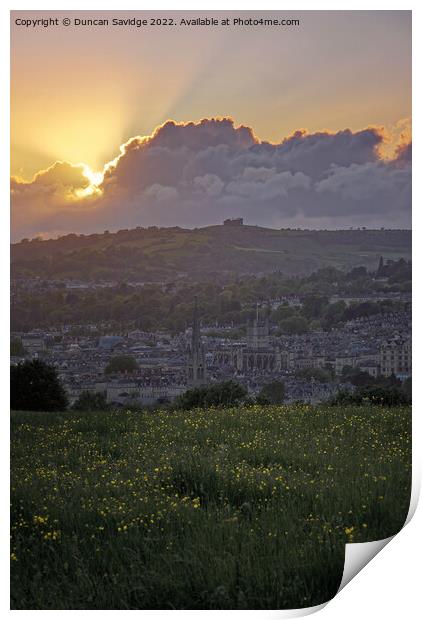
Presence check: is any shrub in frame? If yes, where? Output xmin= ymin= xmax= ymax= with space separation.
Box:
xmin=72 ymin=391 xmax=108 ymax=411
xmin=256 ymin=381 xmax=286 ymax=405
xmin=174 ymin=380 xmax=247 ymax=410
xmin=330 ymin=386 xmax=411 ymax=407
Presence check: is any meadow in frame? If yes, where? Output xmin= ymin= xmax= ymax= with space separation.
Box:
xmin=10 ymin=404 xmax=411 ymax=610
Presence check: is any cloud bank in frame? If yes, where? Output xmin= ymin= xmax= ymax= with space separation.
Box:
xmin=11 ymin=117 xmax=412 ymax=240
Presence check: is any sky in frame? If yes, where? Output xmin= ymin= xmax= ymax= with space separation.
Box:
xmin=10 ymin=10 xmax=412 ymax=240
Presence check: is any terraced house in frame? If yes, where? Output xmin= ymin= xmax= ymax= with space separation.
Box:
xmin=380 ymin=338 xmax=412 ymax=379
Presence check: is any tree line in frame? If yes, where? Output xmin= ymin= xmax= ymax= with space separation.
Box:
xmin=11 ymin=260 xmax=411 ymax=333
xmin=10 ymin=360 xmax=411 ymax=413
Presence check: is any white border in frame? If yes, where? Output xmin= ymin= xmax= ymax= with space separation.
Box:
xmin=2 ymin=2 xmax=419 ymax=618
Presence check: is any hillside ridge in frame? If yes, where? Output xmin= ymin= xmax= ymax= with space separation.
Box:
xmin=11 ymin=223 xmax=412 ymax=281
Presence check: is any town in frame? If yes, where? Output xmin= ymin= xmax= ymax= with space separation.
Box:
xmin=11 ymin=260 xmax=411 ymax=408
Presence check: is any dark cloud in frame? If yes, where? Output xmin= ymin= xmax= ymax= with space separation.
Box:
xmin=148 ymin=118 xmax=257 ymax=150
xmin=394 ymin=141 xmax=412 ymax=164
xmin=11 ymin=118 xmax=411 ymax=240
xmin=314 ymin=161 xmax=411 ymax=217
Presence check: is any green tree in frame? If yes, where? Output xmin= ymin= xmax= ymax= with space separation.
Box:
xmin=105 ymin=355 xmax=138 ymax=375
xmin=341 ymin=367 xmax=401 ymax=389
xmin=347 ymin=266 xmax=368 ymax=280
xmin=72 ymin=391 xmax=108 ymax=411
xmin=279 ymin=316 xmax=308 ymax=335
xmin=11 ymin=359 xmax=68 ymax=411
xmin=10 ymin=338 xmax=26 ymax=356
xmin=174 ymin=380 xmax=247 ymax=411
xmin=322 ymin=301 xmax=346 ymax=327
xmin=271 ymin=305 xmax=296 ymax=322
xmin=362 ymin=386 xmax=410 ymax=406
xmin=256 ymin=381 xmax=286 ymax=405
xmin=340 ymin=368 xmax=376 ymax=387
xmin=302 ymin=296 xmax=329 ymax=320
xmin=402 ymin=376 xmax=412 ymax=398
xmin=296 ymin=368 xmax=332 ymax=382
xmin=330 ymin=386 xmax=410 ymax=407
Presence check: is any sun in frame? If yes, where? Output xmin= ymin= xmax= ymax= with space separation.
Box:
xmin=75 ymin=164 xmax=104 ymax=198
xmin=82 ymin=164 xmax=104 ymax=187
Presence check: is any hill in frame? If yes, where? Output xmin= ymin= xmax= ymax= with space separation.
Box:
xmin=11 ymin=224 xmax=411 ymax=281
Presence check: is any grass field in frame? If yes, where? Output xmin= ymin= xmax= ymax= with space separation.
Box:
xmin=10 ymin=405 xmax=411 ymax=610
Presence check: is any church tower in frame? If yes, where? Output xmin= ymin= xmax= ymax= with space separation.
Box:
xmin=187 ymin=297 xmax=207 ymax=387
xmin=246 ymin=303 xmax=270 ymax=349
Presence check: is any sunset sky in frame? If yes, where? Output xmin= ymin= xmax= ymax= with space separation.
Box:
xmin=11 ymin=10 xmax=411 ymax=239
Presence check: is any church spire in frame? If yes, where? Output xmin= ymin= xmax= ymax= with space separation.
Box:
xmin=192 ymin=296 xmax=200 ymax=351
xmin=187 ymin=296 xmax=207 ymax=387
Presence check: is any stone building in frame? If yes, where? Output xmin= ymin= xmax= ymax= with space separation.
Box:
xmin=213 ymin=304 xmax=282 ymax=373
xmin=21 ymin=336 xmax=46 ymax=353
xmin=380 ymin=338 xmax=411 ymax=379
xmin=334 ymin=352 xmax=380 ymax=376
xmin=223 ymin=217 xmax=243 ymax=226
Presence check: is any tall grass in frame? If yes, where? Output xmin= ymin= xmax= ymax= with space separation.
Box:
xmin=11 ymin=404 xmax=411 ymax=609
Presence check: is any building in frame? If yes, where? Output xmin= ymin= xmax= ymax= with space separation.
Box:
xmin=98 ymin=335 xmax=124 ymax=350
xmin=213 ymin=304 xmax=282 ymax=372
xmin=223 ymin=218 xmax=243 ymax=227
xmin=334 ymin=353 xmax=380 ymax=376
xmin=105 ymin=382 xmax=140 ymax=404
xmin=360 ymin=362 xmax=380 ymax=378
xmin=241 ymin=305 xmax=281 ymax=371
xmin=187 ymin=298 xmax=208 ymax=387
xmin=105 ymin=382 xmax=185 ymax=405
xmin=380 ymin=338 xmax=411 ymax=379
xmin=290 ymin=355 xmax=326 ymax=371
xmin=21 ymin=336 xmax=45 ymax=353
xmin=247 ymin=305 xmax=270 ymax=349
xmin=66 ymin=381 xmax=185 ymax=407
xmin=269 ymin=296 xmax=302 ymax=309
